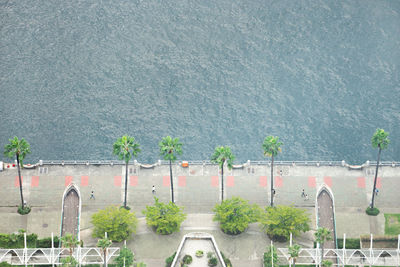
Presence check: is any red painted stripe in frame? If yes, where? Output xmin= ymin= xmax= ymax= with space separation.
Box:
xmin=163 ymin=176 xmax=170 ymax=187
xmin=357 ymin=177 xmax=365 ymax=188
xmin=211 ymin=176 xmax=219 ymax=187
xmin=178 ymin=176 xmax=186 ymax=187
xmin=227 ymin=176 xmax=234 ymax=187
xmin=324 ymin=176 xmax=332 ymax=187
xmin=275 ymin=176 xmax=283 ymax=187
xmin=81 ymin=176 xmax=89 ymax=187
xmin=259 ymin=176 xmax=268 ymax=187
xmin=130 ymin=176 xmax=138 ymax=186
xmin=308 ymin=176 xmax=316 ymax=188
xmin=376 ymin=177 xmax=382 ymax=189
xmin=14 ymin=176 xmax=23 ymax=187
xmin=65 ymin=176 xmax=73 ymax=187
xmin=114 ymin=176 xmax=122 ymax=187
xmin=31 ymin=176 xmax=39 ymax=187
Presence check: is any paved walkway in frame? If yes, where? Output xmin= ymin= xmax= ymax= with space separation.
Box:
xmin=0 ymin=163 xmax=399 ymax=266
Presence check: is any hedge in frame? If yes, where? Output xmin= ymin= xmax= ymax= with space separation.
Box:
xmin=0 ymin=232 xmax=59 ymax=249
xmin=337 ymin=238 xmax=360 ymax=249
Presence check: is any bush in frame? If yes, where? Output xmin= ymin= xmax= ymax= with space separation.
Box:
xmin=143 ymin=198 xmax=186 ymax=235
xmin=366 ymin=207 xmax=380 ymax=216
xmin=165 ymin=252 xmax=176 ymax=267
xmin=182 ymin=255 xmax=192 ymax=264
xmin=213 ymin=197 xmax=261 ymax=235
xmin=337 ymin=238 xmax=360 ymax=249
xmin=18 ymin=205 xmax=31 ymax=215
xmin=195 ymin=250 xmax=204 ymax=257
xmin=114 ymin=247 xmax=134 ymax=267
xmin=220 ymin=252 xmax=232 ymax=267
xmin=208 ymin=257 xmax=217 ymax=267
xmin=264 ymin=245 xmax=278 ymax=267
xmin=260 ymin=205 xmax=310 ymax=241
xmin=37 ymin=236 xmax=60 ymax=248
xmin=91 ymin=206 xmax=138 ymax=242
xmin=0 ymin=230 xmax=38 ymax=248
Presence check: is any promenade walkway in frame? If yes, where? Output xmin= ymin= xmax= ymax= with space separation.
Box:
xmin=0 ymin=163 xmax=399 ymax=266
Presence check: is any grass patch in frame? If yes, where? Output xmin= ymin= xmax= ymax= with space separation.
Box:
xmin=384 ymin=213 xmax=400 ymax=235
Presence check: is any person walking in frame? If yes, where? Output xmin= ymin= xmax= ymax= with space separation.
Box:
xmin=152 ymin=185 xmax=156 ymax=194
xmin=90 ymin=190 xmax=95 ymax=200
xmin=375 ymin=188 xmax=379 ymax=196
xmin=304 ymin=194 xmax=309 ymax=201
xmin=301 ymin=189 xmax=306 ymax=198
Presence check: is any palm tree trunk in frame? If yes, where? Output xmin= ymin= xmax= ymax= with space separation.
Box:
xmin=371 ymin=147 xmax=381 ymax=209
xmin=124 ymin=161 xmax=128 ymax=208
xmin=320 ymin=245 xmax=324 ymax=267
xmin=16 ymin=154 xmax=25 ymax=209
xmin=169 ymin=159 xmax=174 ymax=203
xmin=221 ymin=162 xmax=224 ymax=203
xmin=270 ymin=155 xmax=274 ymax=207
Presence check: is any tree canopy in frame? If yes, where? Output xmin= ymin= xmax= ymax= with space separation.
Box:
xmin=142 ymin=197 xmax=186 ymax=235
xmin=371 ymin=128 xmax=390 ymax=150
xmin=262 ymin=136 xmax=282 ymax=158
xmin=213 ymin=197 xmax=261 ymax=235
xmin=210 ymin=146 xmax=234 ymax=169
xmin=112 ymin=135 xmax=141 ymax=163
xmin=159 ymin=136 xmax=182 ymax=162
xmin=91 ymin=206 xmax=138 ymax=242
xmin=260 ymin=205 xmax=310 ymax=241
xmin=4 ymin=136 xmax=31 ymax=165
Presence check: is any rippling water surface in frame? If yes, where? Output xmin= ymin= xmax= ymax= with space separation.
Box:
xmin=1 ymin=0 xmax=399 ymax=164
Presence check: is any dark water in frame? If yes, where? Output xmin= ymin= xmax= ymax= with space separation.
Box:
xmin=1 ymin=0 xmax=399 ymax=164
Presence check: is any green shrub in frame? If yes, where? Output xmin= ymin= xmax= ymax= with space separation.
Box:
xmin=37 ymin=236 xmax=60 ymax=248
xmin=182 ymin=255 xmax=192 ymax=264
xmin=165 ymin=252 xmax=176 ymax=267
xmin=213 ymin=197 xmax=261 ymax=235
xmin=260 ymin=205 xmax=310 ymax=241
xmin=91 ymin=206 xmax=137 ymax=242
xmin=195 ymin=250 xmax=204 ymax=257
xmin=208 ymin=257 xmax=217 ymax=267
xmin=0 ymin=262 xmax=12 ymax=267
xmin=207 ymin=252 xmax=214 ymax=259
xmin=143 ymin=198 xmax=186 ymax=235
xmin=18 ymin=205 xmax=31 ymax=215
xmin=114 ymin=247 xmax=134 ymax=267
xmin=366 ymin=207 xmax=380 ymax=216
xmin=337 ymin=238 xmax=360 ymax=249
xmin=220 ymin=252 xmax=232 ymax=267
xmin=263 ymin=245 xmax=278 ymax=267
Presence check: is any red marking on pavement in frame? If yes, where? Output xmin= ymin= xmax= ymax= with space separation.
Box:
xmin=14 ymin=176 xmax=23 ymax=187
xmin=163 ymin=176 xmax=170 ymax=187
xmin=65 ymin=176 xmax=73 ymax=187
xmin=178 ymin=176 xmax=186 ymax=187
xmin=31 ymin=176 xmax=39 ymax=187
xmin=114 ymin=176 xmax=122 ymax=187
xmin=357 ymin=177 xmax=365 ymax=188
xmin=211 ymin=176 xmax=219 ymax=187
xmin=275 ymin=176 xmax=283 ymax=187
xmin=259 ymin=176 xmax=267 ymax=187
xmin=376 ymin=177 xmax=381 ymax=189
xmin=324 ymin=176 xmax=332 ymax=187
xmin=130 ymin=176 xmax=138 ymax=186
xmin=227 ymin=176 xmax=234 ymax=187
xmin=81 ymin=176 xmax=89 ymax=187
xmin=308 ymin=176 xmax=316 ymax=188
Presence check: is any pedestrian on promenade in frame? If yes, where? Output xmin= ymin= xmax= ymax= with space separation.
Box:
xmin=375 ymin=188 xmax=379 ymax=196
xmin=90 ymin=190 xmax=95 ymax=200
xmin=152 ymin=185 xmax=156 ymax=194
xmin=304 ymin=194 xmax=309 ymax=201
xmin=301 ymin=189 xmax=306 ymax=198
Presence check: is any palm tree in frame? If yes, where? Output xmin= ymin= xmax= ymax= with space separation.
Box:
xmin=4 ymin=137 xmax=31 ymax=209
xmin=370 ymin=128 xmax=389 ymax=209
xmin=97 ymin=237 xmax=112 ymax=267
xmin=113 ymin=135 xmax=141 ymax=209
xmin=314 ymin=227 xmax=332 ymax=267
xmin=159 ymin=136 xmax=182 ymax=203
xmin=288 ymin=244 xmax=301 ymax=267
xmin=262 ymin=136 xmax=282 ymax=207
xmin=211 ymin=146 xmax=235 ymax=203
xmin=61 ymin=233 xmax=79 ymax=258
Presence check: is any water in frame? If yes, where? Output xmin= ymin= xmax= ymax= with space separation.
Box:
xmin=1 ymin=0 xmax=399 ymax=164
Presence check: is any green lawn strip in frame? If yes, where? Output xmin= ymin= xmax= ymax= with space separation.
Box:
xmin=384 ymin=213 xmax=400 ymax=235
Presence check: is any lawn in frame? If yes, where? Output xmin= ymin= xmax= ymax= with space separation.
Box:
xmin=384 ymin=213 xmax=400 ymax=235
